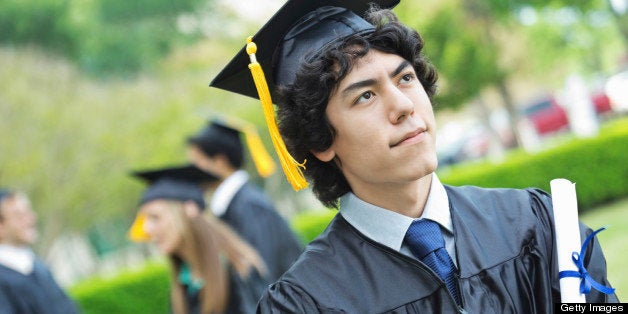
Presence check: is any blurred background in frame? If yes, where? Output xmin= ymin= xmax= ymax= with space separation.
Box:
xmin=1 ymin=0 xmax=626 ymax=311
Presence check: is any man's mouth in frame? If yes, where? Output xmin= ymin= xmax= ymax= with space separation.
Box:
xmin=391 ymin=128 xmax=426 ymax=147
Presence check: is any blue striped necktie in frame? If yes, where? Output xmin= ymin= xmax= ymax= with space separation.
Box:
xmin=404 ymin=219 xmax=461 ymax=306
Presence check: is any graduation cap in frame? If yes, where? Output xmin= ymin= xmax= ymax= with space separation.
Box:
xmin=210 ymin=0 xmax=400 ymax=191
xmin=127 ymin=164 xmax=219 ymax=242
xmin=188 ymin=117 xmax=276 ymax=178
xmin=132 ymin=164 xmax=220 ymax=187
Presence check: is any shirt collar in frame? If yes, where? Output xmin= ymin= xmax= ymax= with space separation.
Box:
xmin=210 ymin=170 xmax=249 ymax=217
xmin=0 ymin=244 xmax=35 ymax=275
xmin=339 ymin=173 xmax=452 ymax=252
xmin=422 ymin=174 xmax=453 ymax=234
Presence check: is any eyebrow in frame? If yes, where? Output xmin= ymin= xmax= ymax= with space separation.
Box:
xmin=340 ymin=60 xmax=412 ymax=97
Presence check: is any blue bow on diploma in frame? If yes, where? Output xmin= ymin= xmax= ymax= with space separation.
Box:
xmin=558 ymin=227 xmax=615 ymax=295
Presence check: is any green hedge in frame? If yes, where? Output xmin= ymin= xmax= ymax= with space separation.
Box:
xmin=291 ymin=209 xmax=337 ymax=244
xmin=69 ymin=261 xmax=170 ymax=314
xmin=438 ymin=117 xmax=628 ymax=212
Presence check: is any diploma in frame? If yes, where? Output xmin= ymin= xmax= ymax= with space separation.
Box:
xmin=550 ymin=178 xmax=586 ymax=303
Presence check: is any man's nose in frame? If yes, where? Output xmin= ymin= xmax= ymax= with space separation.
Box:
xmin=386 ymin=86 xmax=414 ymax=124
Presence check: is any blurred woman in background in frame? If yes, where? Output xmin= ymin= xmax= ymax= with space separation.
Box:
xmin=128 ymin=164 xmax=268 ymax=314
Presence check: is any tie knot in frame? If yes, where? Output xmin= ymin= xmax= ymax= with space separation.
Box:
xmin=404 ymin=219 xmax=445 ymax=259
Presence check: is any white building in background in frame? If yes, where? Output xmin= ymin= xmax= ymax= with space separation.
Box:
xmin=605 ymin=70 xmax=628 ymax=113
xmin=561 ymin=74 xmax=600 ymax=138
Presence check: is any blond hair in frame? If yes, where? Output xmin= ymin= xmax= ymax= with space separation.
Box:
xmin=165 ymin=202 xmax=267 ymax=314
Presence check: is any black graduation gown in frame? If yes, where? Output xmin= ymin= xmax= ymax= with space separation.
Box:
xmin=257 ymin=186 xmax=619 ymax=313
xmin=220 ymin=182 xmax=303 ymax=280
xmin=184 ymin=267 xmax=269 ymax=314
xmin=0 ymin=259 xmax=80 ymax=314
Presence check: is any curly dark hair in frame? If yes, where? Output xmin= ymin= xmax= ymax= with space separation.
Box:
xmin=276 ymin=8 xmax=438 ymax=208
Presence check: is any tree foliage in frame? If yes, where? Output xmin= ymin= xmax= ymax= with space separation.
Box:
xmin=0 ymin=0 xmax=210 ymax=76
xmin=396 ymin=1 xmax=503 ymax=111
xmin=0 ymin=22 xmax=291 ymax=255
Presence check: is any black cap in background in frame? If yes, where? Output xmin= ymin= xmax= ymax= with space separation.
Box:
xmin=131 ymin=163 xmax=218 ymax=210
xmin=187 ymin=117 xmax=276 ymax=177
xmin=187 ymin=118 xmax=243 ymax=166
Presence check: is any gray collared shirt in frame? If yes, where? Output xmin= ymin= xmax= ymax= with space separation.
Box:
xmin=339 ymin=173 xmax=457 ymax=266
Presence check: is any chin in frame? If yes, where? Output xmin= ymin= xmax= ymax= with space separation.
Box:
xmin=422 ymin=155 xmax=438 ymax=173
xmin=410 ymin=157 xmax=437 ymax=178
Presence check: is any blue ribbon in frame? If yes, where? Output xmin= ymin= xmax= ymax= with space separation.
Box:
xmin=558 ymin=227 xmax=615 ymax=295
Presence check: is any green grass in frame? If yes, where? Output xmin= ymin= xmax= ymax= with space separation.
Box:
xmin=580 ymin=198 xmax=628 ymax=301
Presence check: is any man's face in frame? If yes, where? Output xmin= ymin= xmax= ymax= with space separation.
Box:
xmin=313 ymin=50 xmax=438 ymax=196
xmin=187 ymin=145 xmax=225 ymax=179
xmin=0 ymin=195 xmax=38 ymax=246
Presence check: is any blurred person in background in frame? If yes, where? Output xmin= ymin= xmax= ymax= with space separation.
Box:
xmin=127 ymin=164 xmax=269 ymax=314
xmin=211 ymin=0 xmax=618 ymax=312
xmin=0 ymin=189 xmax=80 ymax=314
xmin=187 ymin=118 xmax=303 ymax=281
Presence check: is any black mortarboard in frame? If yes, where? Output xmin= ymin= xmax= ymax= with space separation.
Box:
xmin=128 ymin=164 xmax=218 ymax=242
xmin=132 ymin=164 xmax=218 ymax=209
xmin=188 ymin=118 xmax=242 ymax=163
xmin=210 ymin=0 xmax=400 ymax=100
xmin=187 ymin=117 xmax=276 ymax=177
xmin=209 ymin=0 xmax=399 ymax=191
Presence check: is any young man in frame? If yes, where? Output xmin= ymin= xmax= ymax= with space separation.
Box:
xmin=0 ymin=190 xmax=80 ymax=314
xmin=211 ymin=0 xmax=618 ymax=312
xmin=187 ymin=119 xmax=303 ymax=281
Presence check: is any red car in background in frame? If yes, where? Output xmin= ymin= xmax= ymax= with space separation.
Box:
xmin=521 ymin=92 xmax=612 ymax=136
xmin=522 ymin=96 xmax=569 ymax=135
xmin=591 ymin=91 xmax=612 ymax=114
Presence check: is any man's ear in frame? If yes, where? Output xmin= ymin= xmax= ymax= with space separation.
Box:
xmin=182 ymin=201 xmax=201 ymax=218
xmin=311 ymin=147 xmax=335 ymax=162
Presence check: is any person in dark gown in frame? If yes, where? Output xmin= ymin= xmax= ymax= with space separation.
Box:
xmin=209 ymin=0 xmax=619 ymax=312
xmin=187 ymin=118 xmax=303 ymax=281
xmin=0 ymin=189 xmax=80 ymax=314
xmin=127 ymin=164 xmax=269 ymax=314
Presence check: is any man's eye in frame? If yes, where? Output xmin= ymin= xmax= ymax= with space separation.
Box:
xmin=356 ymin=91 xmax=374 ymax=104
xmin=400 ymin=73 xmax=415 ymax=83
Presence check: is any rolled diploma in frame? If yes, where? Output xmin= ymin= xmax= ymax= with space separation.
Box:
xmin=550 ymin=178 xmax=586 ymax=303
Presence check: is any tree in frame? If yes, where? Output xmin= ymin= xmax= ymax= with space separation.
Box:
xmin=396 ymin=0 xmax=625 ymax=150
xmin=0 ymin=0 xmax=213 ymax=77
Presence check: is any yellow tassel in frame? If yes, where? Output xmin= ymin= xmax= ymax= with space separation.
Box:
xmin=243 ymin=124 xmax=276 ymax=178
xmin=128 ymin=213 xmax=151 ymax=242
xmin=246 ymin=36 xmax=308 ymax=191
xmin=221 ymin=115 xmax=276 ymax=178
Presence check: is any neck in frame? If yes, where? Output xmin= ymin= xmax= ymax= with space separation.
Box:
xmin=217 ymin=165 xmax=238 ymax=181
xmin=351 ymin=173 xmax=433 ymax=218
